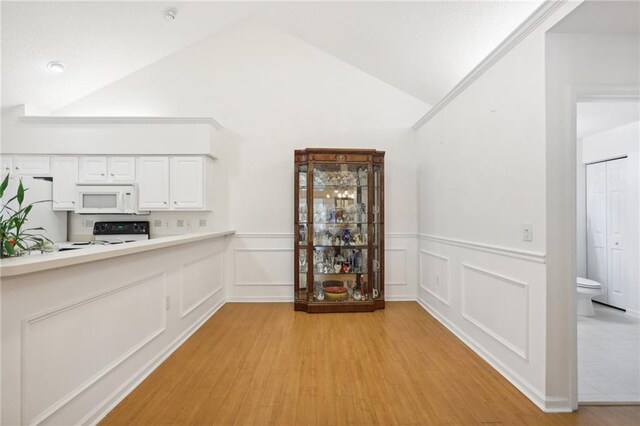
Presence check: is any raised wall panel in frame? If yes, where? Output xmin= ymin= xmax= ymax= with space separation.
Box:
xmin=180 ymin=252 xmax=224 ymax=318
xmin=461 ymin=264 xmax=529 ymax=360
xmin=385 ymin=248 xmax=407 ymax=286
xmin=22 ymin=273 xmax=166 ymax=425
xmin=234 ymin=248 xmax=293 ymax=286
xmin=419 ymin=250 xmax=450 ymax=305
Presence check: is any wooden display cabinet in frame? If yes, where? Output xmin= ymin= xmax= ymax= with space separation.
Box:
xmin=294 ymin=148 xmax=385 ymax=313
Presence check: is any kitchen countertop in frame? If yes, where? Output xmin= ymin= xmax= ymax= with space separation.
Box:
xmin=0 ymin=230 xmax=235 ymax=278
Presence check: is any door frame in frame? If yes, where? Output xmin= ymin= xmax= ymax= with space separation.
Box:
xmin=564 ymin=86 xmax=640 ymax=409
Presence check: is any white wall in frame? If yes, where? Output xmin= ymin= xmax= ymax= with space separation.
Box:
xmin=577 ymin=120 xmax=640 ymax=315
xmin=414 ymin=1 xmax=590 ymax=412
xmin=42 ymin=19 xmax=427 ymax=301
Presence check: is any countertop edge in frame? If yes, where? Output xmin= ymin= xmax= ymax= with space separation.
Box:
xmin=0 ymin=230 xmax=235 ymax=278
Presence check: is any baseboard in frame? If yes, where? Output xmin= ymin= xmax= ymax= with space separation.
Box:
xmin=226 ymin=296 xmax=293 ymax=303
xmin=385 ymin=295 xmax=417 ymax=301
xmin=416 ymin=297 xmax=570 ymax=413
xmin=83 ymin=296 xmax=227 ymax=425
xmin=625 ymin=308 xmax=640 ymax=318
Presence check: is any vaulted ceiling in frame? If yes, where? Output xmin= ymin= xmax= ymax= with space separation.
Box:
xmin=2 ymin=1 xmax=543 ymax=115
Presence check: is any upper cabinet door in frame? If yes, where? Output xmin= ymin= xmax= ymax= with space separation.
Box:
xmin=138 ymin=157 xmax=170 ymax=210
xmin=170 ymin=157 xmax=204 ymax=209
xmin=79 ymin=157 xmax=108 ymax=182
xmin=108 ymin=157 xmax=136 ymax=182
xmin=13 ymin=156 xmax=51 ymax=176
xmin=0 ymin=157 xmax=12 ymax=176
xmin=52 ymin=157 xmax=78 ymax=211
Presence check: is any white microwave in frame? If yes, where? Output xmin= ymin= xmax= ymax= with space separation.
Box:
xmin=75 ymin=184 xmax=145 ymax=214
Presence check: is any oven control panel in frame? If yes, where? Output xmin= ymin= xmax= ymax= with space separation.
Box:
xmin=93 ymin=221 xmax=150 ymax=235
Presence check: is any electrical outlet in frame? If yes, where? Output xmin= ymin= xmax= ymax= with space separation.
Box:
xmin=154 ymin=219 xmax=162 ymax=228
xmin=199 ymin=219 xmax=207 ymax=228
xmin=85 ymin=220 xmax=94 ymax=229
xmin=523 ymin=223 xmax=533 ymax=242
xmin=176 ymin=219 xmax=184 ymax=228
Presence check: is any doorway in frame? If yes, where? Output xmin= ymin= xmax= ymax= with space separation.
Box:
xmin=576 ymin=100 xmax=640 ymax=403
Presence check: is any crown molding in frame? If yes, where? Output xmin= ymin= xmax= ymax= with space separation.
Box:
xmin=412 ymin=0 xmax=569 ymax=131
xmin=19 ymin=113 xmax=223 ymax=130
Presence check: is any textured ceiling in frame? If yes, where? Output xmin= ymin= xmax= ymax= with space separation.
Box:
xmin=577 ymin=101 xmax=640 ymax=139
xmin=2 ymin=1 xmax=543 ymax=115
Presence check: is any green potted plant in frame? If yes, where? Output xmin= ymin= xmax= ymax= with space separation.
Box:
xmin=0 ymin=174 xmax=53 ymax=257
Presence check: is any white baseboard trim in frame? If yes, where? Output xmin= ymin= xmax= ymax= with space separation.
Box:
xmin=84 ymin=296 xmax=226 ymax=425
xmin=385 ymin=295 xmax=417 ymax=301
xmin=226 ymin=296 xmax=293 ymax=303
xmin=626 ymin=308 xmax=640 ymax=318
xmin=416 ymin=296 xmax=570 ymax=413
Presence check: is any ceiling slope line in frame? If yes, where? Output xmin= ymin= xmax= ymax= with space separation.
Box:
xmin=19 ymin=114 xmax=223 ymax=130
xmin=411 ymin=0 xmax=568 ymax=131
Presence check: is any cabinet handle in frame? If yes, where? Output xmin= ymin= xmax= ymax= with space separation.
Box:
xmin=110 ymin=173 xmax=114 ymax=176
xmin=15 ymin=167 xmax=20 ymax=170
xmin=174 ymin=201 xmax=177 ymax=205
xmin=163 ymin=201 xmax=167 ymax=205
xmin=101 ymin=173 xmax=105 ymax=176
xmin=72 ymin=201 xmax=75 ymax=204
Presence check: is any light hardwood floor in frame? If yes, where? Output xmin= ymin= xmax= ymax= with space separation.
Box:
xmin=101 ymin=302 xmax=640 ymax=425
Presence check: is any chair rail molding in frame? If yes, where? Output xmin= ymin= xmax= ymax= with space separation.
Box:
xmin=418 ymin=234 xmax=546 ymax=264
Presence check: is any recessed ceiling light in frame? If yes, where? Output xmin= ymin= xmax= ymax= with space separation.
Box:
xmin=47 ymin=61 xmax=65 ymax=73
xmin=163 ymin=8 xmax=177 ymax=21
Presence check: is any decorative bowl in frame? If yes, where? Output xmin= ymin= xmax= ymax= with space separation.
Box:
xmin=324 ymin=286 xmax=348 ymax=301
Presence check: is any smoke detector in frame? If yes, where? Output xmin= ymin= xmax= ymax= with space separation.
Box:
xmin=47 ymin=61 xmax=65 ymax=73
xmin=163 ymin=8 xmax=177 ymax=21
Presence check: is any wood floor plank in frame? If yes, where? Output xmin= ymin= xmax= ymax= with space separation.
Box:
xmin=100 ymin=302 xmax=640 ymax=426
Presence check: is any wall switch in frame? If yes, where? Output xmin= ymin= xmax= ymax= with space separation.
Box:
xmin=523 ymin=223 xmax=533 ymax=242
xmin=199 ymin=219 xmax=207 ymax=228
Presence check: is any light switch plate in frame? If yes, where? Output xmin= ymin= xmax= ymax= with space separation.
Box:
xmin=523 ymin=223 xmax=533 ymax=242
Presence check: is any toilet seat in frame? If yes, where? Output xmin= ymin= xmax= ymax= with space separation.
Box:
xmin=577 ymin=277 xmax=602 ymax=289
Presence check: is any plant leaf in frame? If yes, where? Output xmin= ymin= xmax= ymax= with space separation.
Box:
xmin=0 ymin=174 xmax=8 ymax=198
xmin=17 ymin=180 xmax=24 ymax=205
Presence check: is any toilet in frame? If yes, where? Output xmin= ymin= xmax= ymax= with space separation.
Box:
xmin=577 ymin=277 xmax=604 ymax=317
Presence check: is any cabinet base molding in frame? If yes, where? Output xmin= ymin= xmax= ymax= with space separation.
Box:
xmin=294 ymin=299 xmax=385 ymax=313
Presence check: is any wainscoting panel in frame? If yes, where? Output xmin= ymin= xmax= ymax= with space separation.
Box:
xmin=234 ymin=248 xmax=294 ymax=287
xmin=461 ymin=264 xmax=529 ymax=360
xmin=385 ymin=248 xmax=407 ymax=286
xmin=180 ymin=252 xmax=224 ymax=318
xmin=419 ymin=250 xmax=450 ymax=306
xmin=22 ymin=273 xmax=166 ymax=425
xmin=228 ymin=234 xmax=417 ymax=301
xmin=417 ymin=234 xmax=548 ymax=410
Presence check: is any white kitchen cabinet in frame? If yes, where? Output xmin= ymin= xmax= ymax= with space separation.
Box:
xmin=13 ymin=156 xmax=51 ymax=176
xmin=52 ymin=157 xmax=79 ymax=210
xmin=1 ymin=157 xmax=12 ymax=176
xmin=108 ymin=157 xmax=136 ymax=182
xmin=79 ymin=157 xmax=108 ymax=182
xmin=80 ymin=156 xmax=136 ymax=183
xmin=138 ymin=157 xmax=170 ymax=210
xmin=170 ymin=157 xmax=204 ymax=209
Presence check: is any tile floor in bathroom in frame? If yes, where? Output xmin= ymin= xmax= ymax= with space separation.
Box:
xmin=578 ymin=303 xmax=640 ymax=402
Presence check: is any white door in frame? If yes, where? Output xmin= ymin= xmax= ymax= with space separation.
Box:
xmin=606 ymin=158 xmax=628 ymax=309
xmin=79 ymin=157 xmax=108 ymax=182
xmin=587 ymin=162 xmax=609 ymax=303
xmin=138 ymin=157 xmax=170 ymax=210
xmin=108 ymin=157 xmax=136 ymax=182
xmin=52 ymin=157 xmax=78 ymax=210
xmin=170 ymin=157 xmax=204 ymax=209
